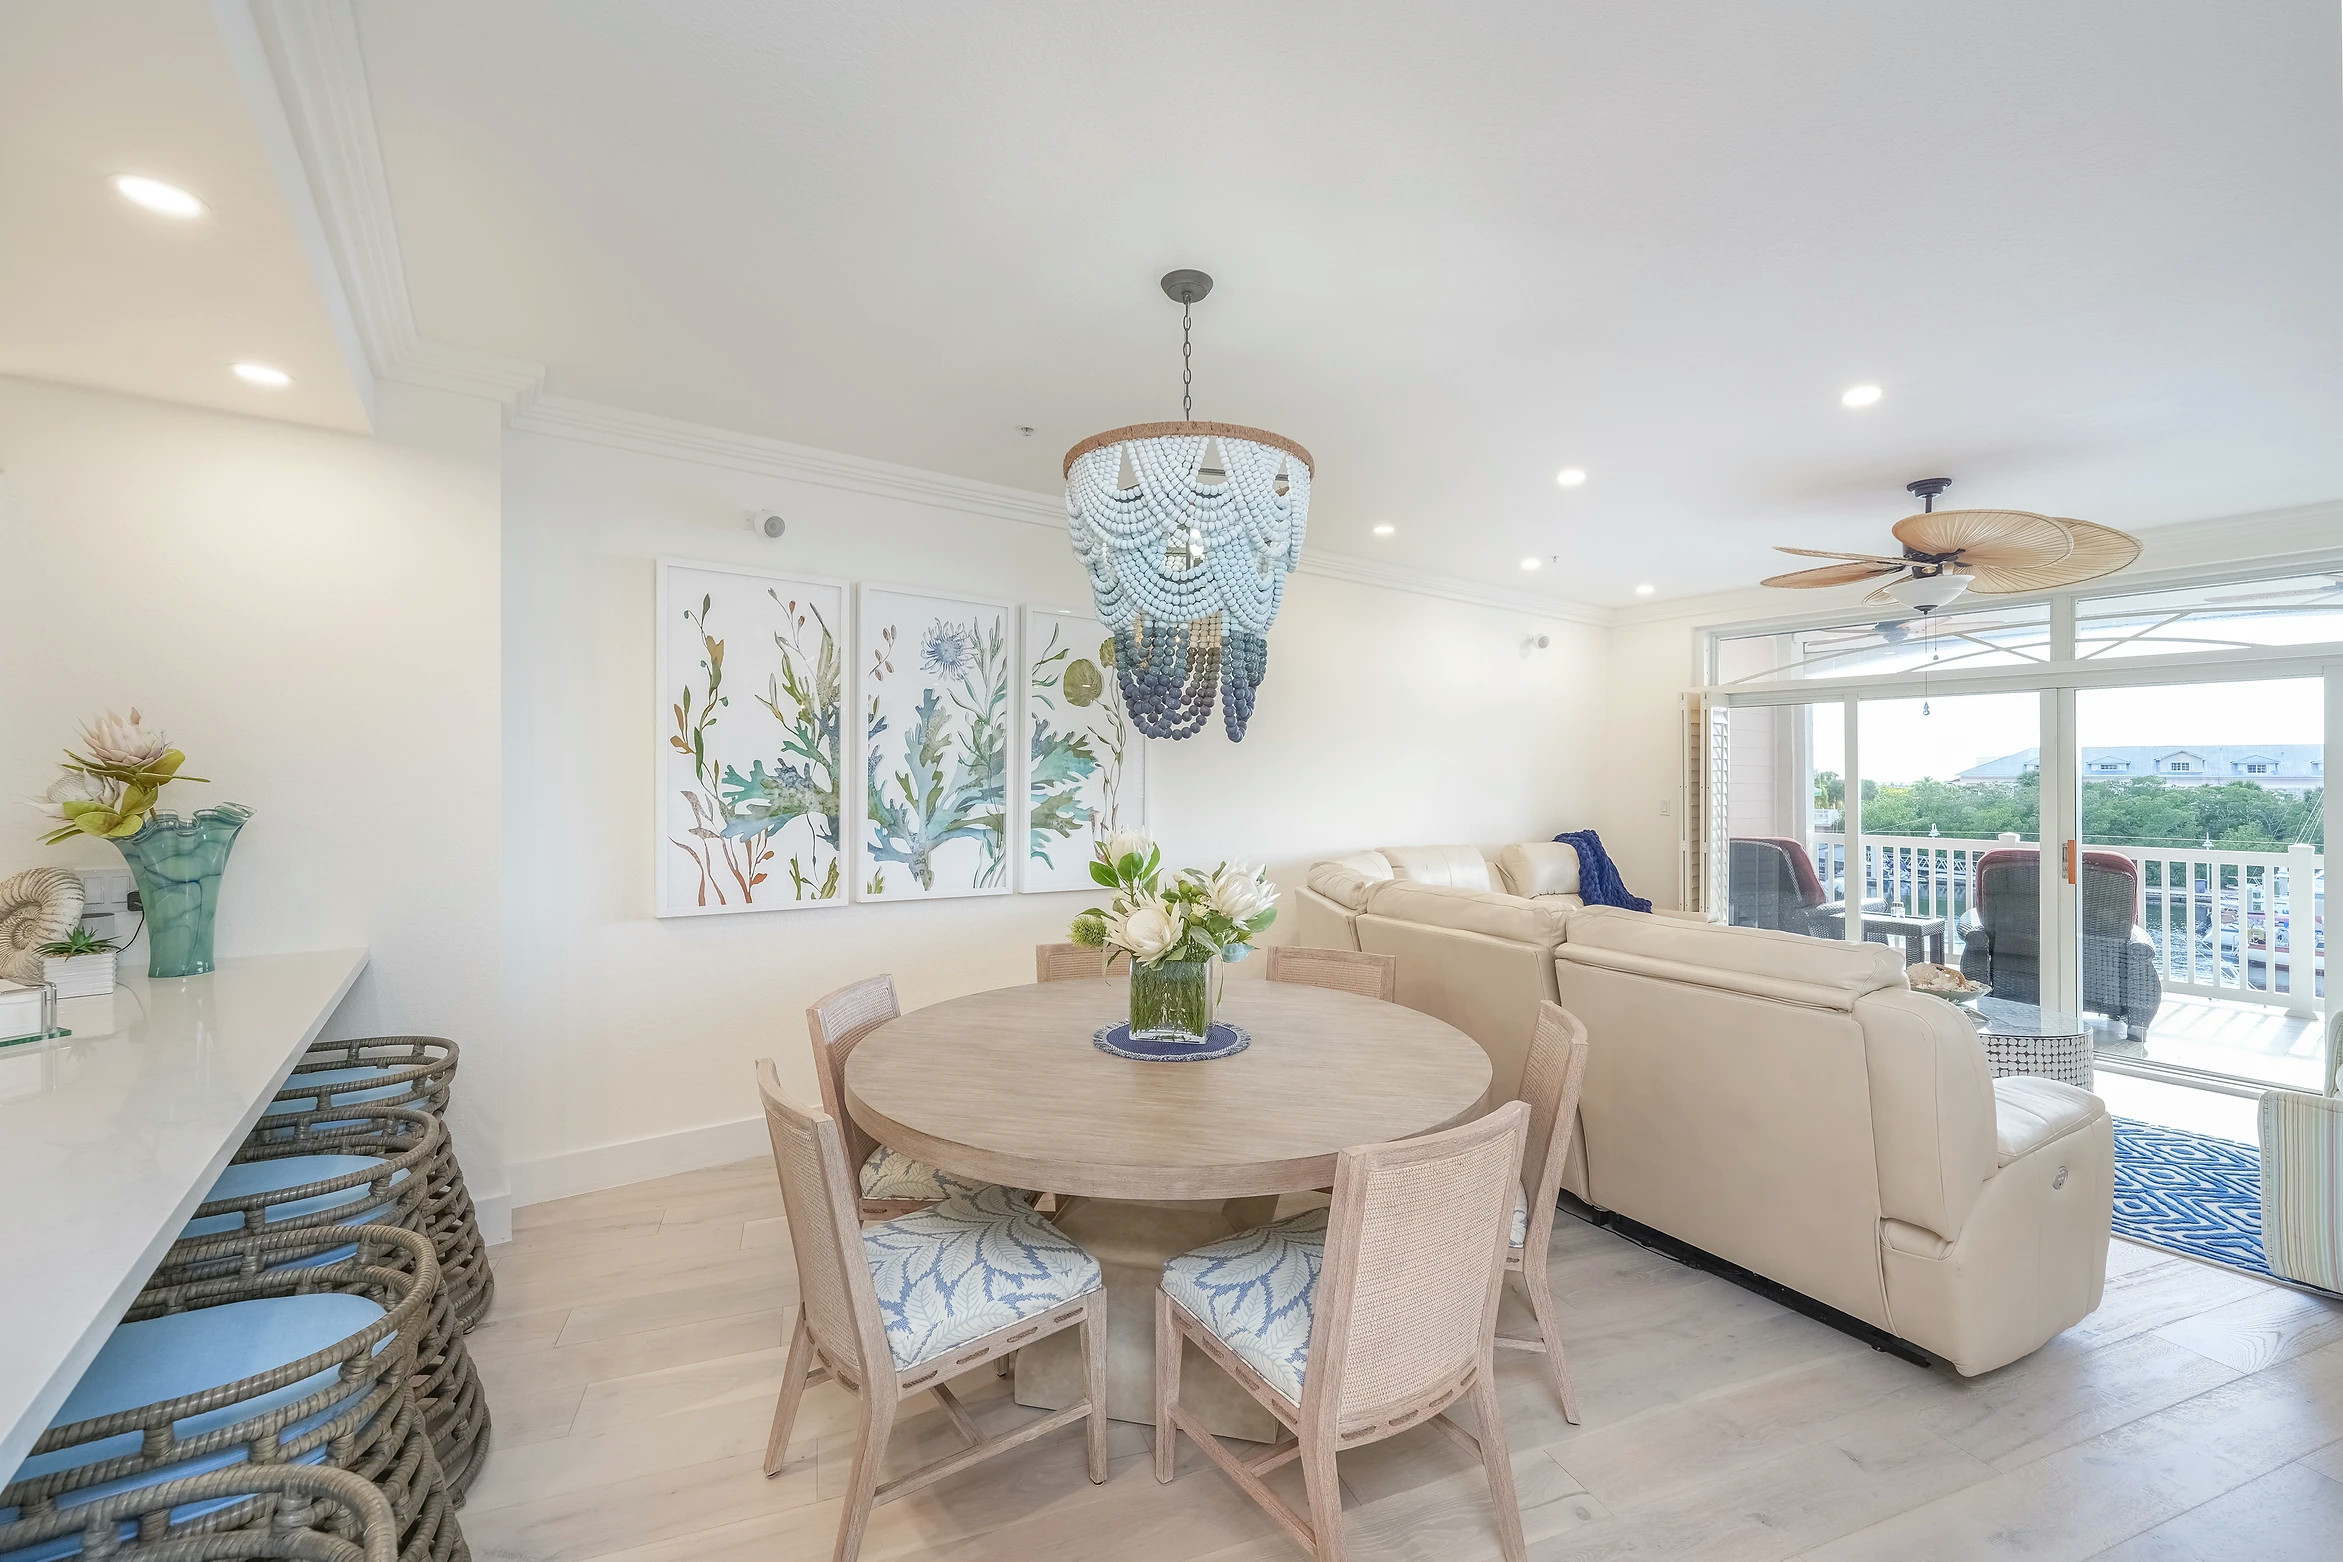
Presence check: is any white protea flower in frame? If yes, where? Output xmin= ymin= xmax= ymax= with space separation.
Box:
xmin=78 ymin=709 xmax=170 ymax=770
xmin=1201 ymin=862 xmax=1278 ymax=924
xmin=1108 ymin=894 xmax=1185 ymax=964
xmin=1102 ymin=827 xmax=1153 ymax=867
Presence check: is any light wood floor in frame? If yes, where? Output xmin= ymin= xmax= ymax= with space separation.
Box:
xmin=458 ymin=1159 xmax=2343 ymax=1562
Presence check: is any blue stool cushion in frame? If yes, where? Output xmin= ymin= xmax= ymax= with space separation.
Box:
xmin=1160 ymin=1208 xmax=1327 ymax=1405
xmin=2 ymin=1295 xmax=387 ymax=1562
xmin=863 ymin=1185 xmax=1102 ymax=1370
xmin=182 ymin=1156 xmax=403 ymax=1239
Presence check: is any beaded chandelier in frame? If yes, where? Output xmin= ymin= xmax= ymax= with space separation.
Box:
xmin=1064 ymin=270 xmax=1310 ymax=742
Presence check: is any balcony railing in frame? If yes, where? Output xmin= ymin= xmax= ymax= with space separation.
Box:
xmin=1810 ymin=832 xmax=2324 ymax=1014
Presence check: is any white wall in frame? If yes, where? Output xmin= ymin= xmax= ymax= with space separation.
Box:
xmin=499 ymin=429 xmax=1608 ymax=1202
xmin=0 ymin=375 xmax=509 ymax=1225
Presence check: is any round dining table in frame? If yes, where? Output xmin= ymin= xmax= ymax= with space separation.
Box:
xmin=845 ymin=975 xmax=1491 ymax=1439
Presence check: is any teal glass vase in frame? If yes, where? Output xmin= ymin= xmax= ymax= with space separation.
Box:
xmin=1130 ymin=958 xmax=1215 ymax=1042
xmin=114 ymin=804 xmax=252 ymax=978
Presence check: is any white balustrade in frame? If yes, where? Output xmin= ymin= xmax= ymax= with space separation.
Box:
xmin=1811 ymin=831 xmax=2325 ymax=1012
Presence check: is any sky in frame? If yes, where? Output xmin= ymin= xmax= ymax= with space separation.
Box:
xmin=1804 ymin=677 xmax=2325 ymax=785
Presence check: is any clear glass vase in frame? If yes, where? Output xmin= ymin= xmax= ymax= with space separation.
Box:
xmin=113 ymin=804 xmax=252 ymax=979
xmin=1130 ymin=958 xmax=1215 ymax=1042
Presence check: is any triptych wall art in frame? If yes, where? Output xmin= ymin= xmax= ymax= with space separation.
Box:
xmin=654 ymin=560 xmax=1146 ymax=917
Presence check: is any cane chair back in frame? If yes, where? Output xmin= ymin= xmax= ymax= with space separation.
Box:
xmin=1311 ymin=1101 xmax=1527 ymax=1432
xmin=1036 ymin=942 xmax=1112 ymax=983
xmin=1265 ymin=946 xmax=1398 ymax=1004
xmin=756 ymin=1061 xmax=887 ymax=1389
xmin=806 ymin=976 xmax=901 ymax=1175
xmin=1516 ymin=1003 xmax=1590 ymax=1248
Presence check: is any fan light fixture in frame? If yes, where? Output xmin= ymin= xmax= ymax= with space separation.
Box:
xmin=1064 ymin=270 xmax=1308 ymax=742
xmin=1758 ymin=477 xmax=2140 ymax=610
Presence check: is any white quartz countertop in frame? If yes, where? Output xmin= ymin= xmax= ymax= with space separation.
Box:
xmin=0 ymin=948 xmax=368 ymax=1482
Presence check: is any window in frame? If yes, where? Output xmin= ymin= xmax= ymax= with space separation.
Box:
xmin=2168 ymin=760 xmax=2192 ymax=772
xmin=2077 ymin=572 xmax=2343 ymax=659
xmin=2245 ymin=762 xmax=2271 ymax=774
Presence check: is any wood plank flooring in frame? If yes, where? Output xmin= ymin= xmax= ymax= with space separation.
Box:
xmin=458 ymin=1159 xmax=2343 ymax=1561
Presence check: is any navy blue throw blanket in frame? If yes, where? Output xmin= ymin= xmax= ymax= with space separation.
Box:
xmin=1552 ymin=830 xmax=1651 ymax=913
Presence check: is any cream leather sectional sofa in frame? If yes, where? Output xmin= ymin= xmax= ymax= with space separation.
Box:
xmin=1295 ymin=843 xmax=2114 ymax=1376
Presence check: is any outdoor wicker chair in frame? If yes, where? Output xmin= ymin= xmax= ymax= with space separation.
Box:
xmin=259 ymin=1037 xmax=494 ymax=1332
xmin=1958 ymin=848 xmax=2163 ymax=1035
xmin=1264 ymin=946 xmax=1398 ymax=1003
xmin=754 ymin=1062 xmax=1108 ymax=1562
xmin=1154 ymin=1101 xmax=1533 ymax=1562
xmin=1493 ymin=1002 xmax=1591 ymax=1422
xmin=0 ymin=1465 xmax=402 ymax=1562
xmin=157 ymin=1106 xmax=491 ymax=1502
xmin=4 ymin=1224 xmax=467 ymax=1562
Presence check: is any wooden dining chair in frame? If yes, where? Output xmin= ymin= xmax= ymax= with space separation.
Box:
xmin=808 ymin=975 xmax=993 ymax=1220
xmin=1496 ymin=1001 xmax=1591 ymax=1422
xmin=756 ymin=1062 xmax=1109 ymax=1562
xmin=1154 ymin=1101 xmax=1532 ymax=1562
xmin=1264 ymin=945 xmax=1398 ymax=1004
xmin=1035 ymin=941 xmax=1114 ymax=982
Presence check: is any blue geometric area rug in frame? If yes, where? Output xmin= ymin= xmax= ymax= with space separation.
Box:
xmin=2111 ymin=1116 xmax=2270 ymax=1279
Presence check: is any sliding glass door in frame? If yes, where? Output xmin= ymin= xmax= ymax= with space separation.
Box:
xmin=2074 ymin=675 xmax=2326 ymax=1089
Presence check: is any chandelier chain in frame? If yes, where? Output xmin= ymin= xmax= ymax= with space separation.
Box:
xmin=1181 ymin=302 xmax=1193 ymax=422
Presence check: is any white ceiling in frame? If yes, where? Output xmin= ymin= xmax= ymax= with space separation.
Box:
xmin=6 ymin=5 xmax=2337 ymax=605
xmin=349 ymin=0 xmax=2343 ymax=603
xmin=0 ymin=4 xmax=371 ymax=432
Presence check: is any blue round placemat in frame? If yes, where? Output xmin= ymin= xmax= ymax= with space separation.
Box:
xmin=1093 ymin=1021 xmax=1251 ymax=1063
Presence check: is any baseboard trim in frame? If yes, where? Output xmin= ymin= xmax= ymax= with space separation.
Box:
xmin=474 ymin=1192 xmax=513 ymax=1248
xmin=507 ymin=1115 xmax=768 ymax=1214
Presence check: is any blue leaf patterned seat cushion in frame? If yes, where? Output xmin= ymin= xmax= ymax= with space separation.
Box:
xmin=1160 ymin=1208 xmax=1328 ymax=1404
xmin=863 ymin=1184 xmax=1103 ymax=1370
xmin=859 ymin=1145 xmax=998 ymax=1203
xmin=1512 ymin=1179 xmax=1530 ymax=1249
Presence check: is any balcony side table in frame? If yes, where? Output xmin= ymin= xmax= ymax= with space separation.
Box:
xmin=1967 ymin=997 xmax=2094 ymax=1090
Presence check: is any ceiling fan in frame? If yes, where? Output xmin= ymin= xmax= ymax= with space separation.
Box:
xmin=1760 ymin=478 xmax=2142 ymax=614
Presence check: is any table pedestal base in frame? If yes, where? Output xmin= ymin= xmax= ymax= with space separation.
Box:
xmin=1015 ymin=1195 xmax=1283 ymax=1443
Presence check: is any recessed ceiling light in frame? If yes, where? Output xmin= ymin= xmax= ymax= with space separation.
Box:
xmin=1635 ymin=583 xmax=1655 ymax=596
xmin=114 ymin=175 xmax=205 ymax=218
xmin=1371 ymin=524 xmax=1395 ymax=536
xmin=232 ymin=363 xmax=292 ymax=389
xmin=1841 ymin=383 xmax=1883 ymax=408
xmin=1555 ymin=467 xmax=1587 ymax=487
xmin=1519 ymin=557 xmax=1542 ymax=571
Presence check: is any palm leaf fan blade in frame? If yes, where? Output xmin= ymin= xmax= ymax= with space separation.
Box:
xmin=1760 ymin=561 xmax=1910 ymax=589
xmin=1772 ymin=545 xmax=1911 ymax=565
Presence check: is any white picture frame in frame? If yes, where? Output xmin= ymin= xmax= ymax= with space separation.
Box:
xmin=854 ymin=582 xmax=1016 ymax=902
xmin=655 ymin=558 xmax=852 ymax=917
xmin=1018 ymin=605 xmax=1148 ymax=893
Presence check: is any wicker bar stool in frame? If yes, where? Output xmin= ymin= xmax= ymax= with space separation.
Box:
xmin=3 ymin=1224 xmax=467 ymax=1562
xmin=257 ymin=1038 xmax=493 ymax=1333
xmin=0 ymin=1465 xmax=401 ymax=1562
xmin=160 ymin=1107 xmax=491 ymax=1503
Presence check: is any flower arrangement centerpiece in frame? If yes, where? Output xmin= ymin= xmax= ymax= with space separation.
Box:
xmin=1069 ymin=831 xmax=1278 ymax=1042
xmin=39 ymin=710 xmax=248 ymax=980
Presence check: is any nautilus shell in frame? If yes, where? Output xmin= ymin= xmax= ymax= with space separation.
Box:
xmin=0 ymin=866 xmax=85 ymax=984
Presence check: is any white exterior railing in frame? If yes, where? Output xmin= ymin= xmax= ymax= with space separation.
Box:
xmin=1810 ymin=832 xmax=2325 ymax=1014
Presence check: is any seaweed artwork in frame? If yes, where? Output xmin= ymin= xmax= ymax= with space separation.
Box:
xmin=658 ymin=564 xmax=847 ymax=916
xmin=1020 ymin=608 xmax=1145 ymax=892
xmin=859 ymin=589 xmax=1013 ymax=900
